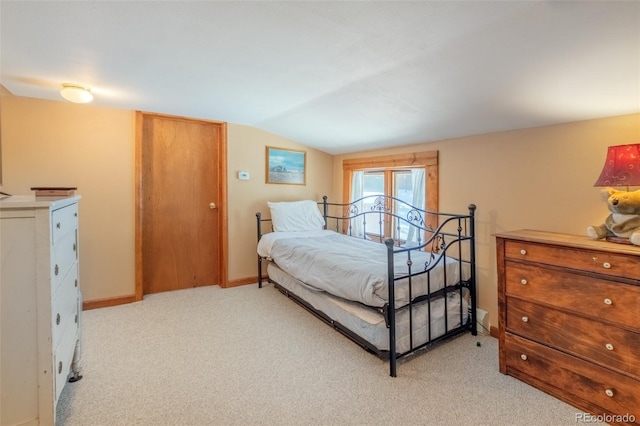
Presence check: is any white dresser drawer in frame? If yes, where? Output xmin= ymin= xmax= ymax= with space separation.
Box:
xmin=54 ymin=318 xmax=78 ymax=402
xmin=51 ymin=231 xmax=78 ymax=294
xmin=52 ymin=265 xmax=79 ymax=350
xmin=52 ymin=203 xmax=78 ymax=244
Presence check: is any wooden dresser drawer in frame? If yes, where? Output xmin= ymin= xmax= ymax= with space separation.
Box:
xmin=51 ymin=202 xmax=78 ymax=244
xmin=507 ymin=297 xmax=640 ymax=378
xmin=504 ymin=239 xmax=640 ymax=280
xmin=505 ymin=261 xmax=640 ymax=329
xmin=505 ymin=333 xmax=640 ymax=423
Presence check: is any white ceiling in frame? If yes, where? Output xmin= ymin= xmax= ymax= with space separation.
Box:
xmin=1 ymin=1 xmax=639 ymax=155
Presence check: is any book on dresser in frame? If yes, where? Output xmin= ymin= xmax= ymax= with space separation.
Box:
xmin=495 ymin=229 xmax=639 ymax=426
xmin=30 ymin=186 xmax=77 ymax=198
xmin=0 ymin=195 xmax=83 ymax=425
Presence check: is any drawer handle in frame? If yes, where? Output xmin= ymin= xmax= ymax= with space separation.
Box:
xmin=56 ymin=313 xmax=61 ymax=325
xmin=73 ymin=243 xmax=77 ymax=252
xmin=521 ymin=316 xmax=529 ymax=323
xmin=603 ymin=262 xmax=611 ymax=269
xmin=56 ymin=222 xmax=61 ymax=229
xmin=520 ymin=279 xmax=527 ymax=285
xmin=604 ymin=298 xmax=613 ymax=305
xmin=605 ymin=343 xmax=614 ymax=351
xmin=605 ymin=389 xmax=614 ymax=397
xmin=75 ymin=314 xmax=78 ymax=324
xmin=58 ymin=361 xmax=63 ymax=374
xmin=75 ymin=279 xmax=78 ymax=288
xmin=520 ymin=354 xmax=527 ymax=360
xmin=54 ymin=265 xmax=59 ymax=276
xmin=520 ymin=249 xmax=527 ymax=255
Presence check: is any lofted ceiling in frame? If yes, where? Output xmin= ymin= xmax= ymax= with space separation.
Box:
xmin=1 ymin=1 xmax=639 ymax=155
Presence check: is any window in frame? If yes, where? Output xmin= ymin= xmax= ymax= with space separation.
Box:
xmin=343 ymin=151 xmax=438 ymax=245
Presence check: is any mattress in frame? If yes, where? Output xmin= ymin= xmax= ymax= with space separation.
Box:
xmin=258 ymin=230 xmax=469 ymax=308
xmin=267 ymin=263 xmax=470 ymax=354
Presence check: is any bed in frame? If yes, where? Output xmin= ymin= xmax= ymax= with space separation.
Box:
xmin=256 ymin=195 xmax=477 ymax=376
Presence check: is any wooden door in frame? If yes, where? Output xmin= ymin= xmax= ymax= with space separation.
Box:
xmin=135 ymin=112 xmax=227 ymax=297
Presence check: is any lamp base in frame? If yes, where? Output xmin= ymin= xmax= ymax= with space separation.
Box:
xmin=605 ymin=235 xmax=633 ymax=245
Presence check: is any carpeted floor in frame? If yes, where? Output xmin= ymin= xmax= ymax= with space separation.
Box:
xmin=56 ymin=284 xmax=604 ymax=425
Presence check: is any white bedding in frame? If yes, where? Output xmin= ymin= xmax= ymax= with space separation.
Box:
xmin=267 ymin=263 xmax=469 ymax=353
xmin=257 ymin=230 xmax=468 ymax=308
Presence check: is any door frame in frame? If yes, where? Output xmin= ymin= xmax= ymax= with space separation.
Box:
xmin=134 ymin=111 xmax=228 ymax=300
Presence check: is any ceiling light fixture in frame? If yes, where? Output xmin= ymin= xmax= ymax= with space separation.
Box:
xmin=60 ymin=83 xmax=93 ymax=103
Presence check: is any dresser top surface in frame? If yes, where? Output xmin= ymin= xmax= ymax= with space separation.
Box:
xmin=495 ymin=229 xmax=640 ymax=256
xmin=0 ymin=195 xmax=81 ymax=210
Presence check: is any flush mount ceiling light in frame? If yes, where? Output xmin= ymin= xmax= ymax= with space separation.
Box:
xmin=60 ymin=83 xmax=93 ymax=103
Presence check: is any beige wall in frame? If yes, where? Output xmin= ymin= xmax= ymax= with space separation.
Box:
xmin=226 ymin=123 xmax=334 ymax=280
xmin=2 ymin=95 xmax=638 ymax=325
xmin=1 ymin=96 xmax=135 ymax=302
xmin=332 ymin=113 xmax=640 ymax=328
xmin=0 ymin=96 xmax=333 ymax=301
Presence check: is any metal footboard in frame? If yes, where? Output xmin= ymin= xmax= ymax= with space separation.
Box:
xmin=256 ymin=196 xmax=477 ymax=377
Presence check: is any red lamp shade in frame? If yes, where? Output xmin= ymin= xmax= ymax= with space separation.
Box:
xmin=594 ymin=144 xmax=640 ymax=187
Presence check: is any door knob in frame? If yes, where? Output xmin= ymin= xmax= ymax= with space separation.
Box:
xmin=209 ymin=202 xmax=217 ymax=209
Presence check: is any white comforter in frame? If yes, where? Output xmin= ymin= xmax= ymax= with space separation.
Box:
xmin=257 ymin=230 xmax=466 ymax=308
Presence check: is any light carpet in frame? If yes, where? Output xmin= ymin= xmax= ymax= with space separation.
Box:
xmin=56 ymin=284 xmax=604 ymax=426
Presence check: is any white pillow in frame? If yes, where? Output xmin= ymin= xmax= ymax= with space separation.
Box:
xmin=267 ymin=200 xmax=325 ymax=232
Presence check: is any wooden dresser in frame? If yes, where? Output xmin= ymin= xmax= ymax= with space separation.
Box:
xmin=496 ymin=230 xmax=639 ymax=425
xmin=1 ymin=195 xmax=83 ymax=425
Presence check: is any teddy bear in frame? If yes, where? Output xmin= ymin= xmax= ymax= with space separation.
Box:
xmin=587 ymin=187 xmax=640 ymax=245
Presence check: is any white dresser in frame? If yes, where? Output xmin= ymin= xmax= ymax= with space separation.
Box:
xmin=1 ymin=195 xmax=82 ymax=426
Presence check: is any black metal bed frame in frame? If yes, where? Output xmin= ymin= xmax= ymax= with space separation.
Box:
xmin=256 ymin=195 xmax=477 ymax=377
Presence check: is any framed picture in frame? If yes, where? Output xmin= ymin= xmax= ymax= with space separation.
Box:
xmin=265 ymin=146 xmax=306 ymax=185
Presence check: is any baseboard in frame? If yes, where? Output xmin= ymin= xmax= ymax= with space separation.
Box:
xmin=83 ymin=278 xmax=267 ymax=308
xmin=490 ymin=326 xmax=499 ymax=338
xmin=83 ymin=294 xmax=137 ymax=311
xmin=225 ymin=276 xmax=269 ymax=288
